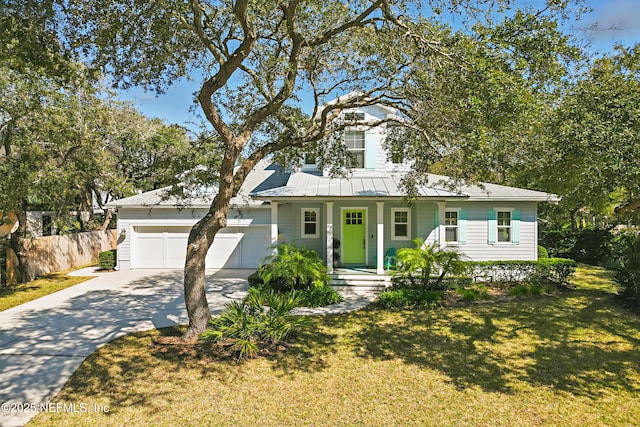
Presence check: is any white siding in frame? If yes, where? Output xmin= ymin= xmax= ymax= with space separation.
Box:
xmin=115 ymin=206 xmax=271 ymax=269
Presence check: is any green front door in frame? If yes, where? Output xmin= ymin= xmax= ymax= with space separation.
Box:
xmin=342 ymin=210 xmax=366 ymax=265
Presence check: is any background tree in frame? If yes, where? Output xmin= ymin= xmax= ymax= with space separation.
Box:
xmin=0 ymin=73 xmax=194 ymax=283
xmin=528 ymin=44 xmax=640 ymax=229
xmin=59 ymin=0 xmax=585 ymax=339
xmin=385 ymin=5 xmax=581 ymax=195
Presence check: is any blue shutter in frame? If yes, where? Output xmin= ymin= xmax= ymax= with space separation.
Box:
xmin=434 ymin=208 xmax=439 ymax=244
xmin=487 ymin=210 xmax=497 ymax=244
xmin=512 ymin=210 xmax=520 ymax=244
xmin=459 ymin=209 xmax=467 ymax=244
xmin=364 ymin=130 xmax=376 ymax=170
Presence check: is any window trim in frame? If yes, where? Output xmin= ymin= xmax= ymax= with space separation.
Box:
xmin=391 ymin=208 xmax=411 ymax=240
xmin=301 ymin=208 xmax=320 ymax=238
xmin=493 ymin=207 xmax=514 ymax=244
xmin=344 ymin=130 xmax=366 ymax=169
xmin=444 ymin=209 xmax=460 ymax=244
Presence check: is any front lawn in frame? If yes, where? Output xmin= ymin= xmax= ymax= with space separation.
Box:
xmin=29 ymin=265 xmax=640 ymax=426
xmin=0 ymin=272 xmax=93 ymax=312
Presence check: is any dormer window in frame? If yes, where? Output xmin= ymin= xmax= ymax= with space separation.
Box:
xmin=345 ymin=130 xmax=365 ymax=168
xmin=344 ymin=112 xmax=365 ymax=122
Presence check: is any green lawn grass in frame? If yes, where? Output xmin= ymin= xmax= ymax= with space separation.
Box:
xmin=29 ymin=265 xmax=640 ymax=426
xmin=0 ymin=272 xmax=93 ymax=312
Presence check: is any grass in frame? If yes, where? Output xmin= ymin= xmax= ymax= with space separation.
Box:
xmin=29 ymin=265 xmax=640 ymax=426
xmin=0 ymin=271 xmax=93 ymax=312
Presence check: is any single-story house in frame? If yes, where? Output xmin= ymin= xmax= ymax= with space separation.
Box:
xmin=107 ymin=102 xmax=558 ymax=275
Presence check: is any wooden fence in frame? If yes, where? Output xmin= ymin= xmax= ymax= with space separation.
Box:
xmin=5 ymin=230 xmax=116 ymax=283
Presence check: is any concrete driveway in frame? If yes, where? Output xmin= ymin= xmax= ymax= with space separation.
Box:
xmin=0 ymin=268 xmax=251 ymax=427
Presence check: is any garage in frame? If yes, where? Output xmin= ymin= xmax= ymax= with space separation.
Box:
xmin=132 ymin=226 xmax=271 ymax=269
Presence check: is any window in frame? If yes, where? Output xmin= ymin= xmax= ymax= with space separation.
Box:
xmin=345 ymin=130 xmax=365 ymax=168
xmin=345 ymin=211 xmax=363 ymax=225
xmin=391 ymin=208 xmax=410 ymax=240
xmin=344 ymin=111 xmax=365 ymax=122
xmin=445 ymin=211 xmax=458 ymax=242
xmin=497 ymin=211 xmax=511 ymax=242
xmin=302 ymin=208 xmax=319 ymax=238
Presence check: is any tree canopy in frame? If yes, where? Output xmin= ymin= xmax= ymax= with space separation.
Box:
xmin=529 ymin=45 xmax=640 ymax=227
xmin=53 ymin=0 xmax=590 ymax=338
xmin=0 ymin=1 xmax=195 ymax=282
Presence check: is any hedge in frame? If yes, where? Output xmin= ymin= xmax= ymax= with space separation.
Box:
xmin=391 ymin=275 xmax=473 ymax=290
xmin=98 ymin=249 xmax=117 ymax=270
xmin=468 ymin=258 xmax=576 ymax=285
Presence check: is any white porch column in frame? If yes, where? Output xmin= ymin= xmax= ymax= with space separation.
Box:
xmin=376 ymin=202 xmax=384 ymax=275
xmin=326 ymin=202 xmax=334 ymax=274
xmin=270 ymin=201 xmax=278 ymax=255
xmin=437 ymin=201 xmax=446 ymax=249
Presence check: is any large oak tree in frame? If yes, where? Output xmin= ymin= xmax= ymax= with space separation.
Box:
xmin=58 ymin=0 xmax=583 ymax=339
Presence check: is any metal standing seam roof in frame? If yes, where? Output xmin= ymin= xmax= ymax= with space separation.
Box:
xmin=252 ymin=171 xmax=560 ymax=202
xmin=251 ymin=172 xmax=465 ymax=198
xmin=106 ymin=162 xmax=560 ymax=208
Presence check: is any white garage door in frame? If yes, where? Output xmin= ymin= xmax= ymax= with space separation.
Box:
xmin=133 ymin=226 xmax=270 ymax=269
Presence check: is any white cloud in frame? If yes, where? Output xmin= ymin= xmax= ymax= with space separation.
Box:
xmin=588 ymin=0 xmax=640 ymax=39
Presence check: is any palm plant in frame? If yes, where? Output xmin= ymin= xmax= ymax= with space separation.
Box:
xmin=259 ymin=242 xmax=330 ymax=290
xmin=395 ymin=238 xmax=466 ymax=288
xmin=200 ymin=289 xmax=308 ymax=360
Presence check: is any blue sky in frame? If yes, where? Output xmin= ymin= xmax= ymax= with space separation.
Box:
xmin=119 ymin=0 xmax=640 ymax=132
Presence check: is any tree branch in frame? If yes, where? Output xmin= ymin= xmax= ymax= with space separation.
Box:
xmin=306 ymin=0 xmax=384 ymax=47
xmin=197 ymin=0 xmax=257 ymax=145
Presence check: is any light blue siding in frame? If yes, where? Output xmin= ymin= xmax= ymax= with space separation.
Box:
xmin=487 ymin=209 xmax=497 ymax=244
xmin=459 ymin=209 xmax=467 ymax=244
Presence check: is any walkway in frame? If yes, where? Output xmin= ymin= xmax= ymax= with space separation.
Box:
xmin=0 ymin=268 xmax=376 ymax=427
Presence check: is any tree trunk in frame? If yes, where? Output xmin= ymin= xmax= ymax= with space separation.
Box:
xmin=8 ymin=231 xmax=30 ymax=284
xmin=182 ymin=213 xmax=217 ymax=341
xmin=100 ymin=209 xmax=113 ymax=231
xmin=182 ymin=189 xmax=233 ymax=341
xmin=570 ymin=209 xmax=577 ymax=231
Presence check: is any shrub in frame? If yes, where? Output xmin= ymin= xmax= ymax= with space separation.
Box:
xmin=395 ymin=239 xmax=467 ymax=289
xmin=508 ymin=283 xmax=553 ymax=296
xmin=533 ymin=258 xmax=577 ymax=285
xmin=391 ymin=275 xmax=472 ymax=290
xmin=468 ymin=259 xmax=576 ymax=285
xmin=376 ymin=287 xmax=442 ymax=309
xmin=298 ymin=284 xmax=344 ymax=307
xmin=612 ymin=234 xmax=640 ymax=310
xmin=98 ymin=249 xmax=116 ymax=270
xmin=538 ymin=245 xmax=549 ymax=259
xmin=246 ymin=284 xmax=344 ymax=308
xmin=468 ymin=261 xmax=536 ymax=284
xmin=248 ymin=270 xmax=262 ymax=286
xmin=456 ymin=284 xmax=489 ymax=301
xmin=200 ymin=289 xmax=308 ymax=360
xmin=539 ymin=228 xmax=615 ymax=265
xmin=259 ymin=243 xmax=330 ymax=290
